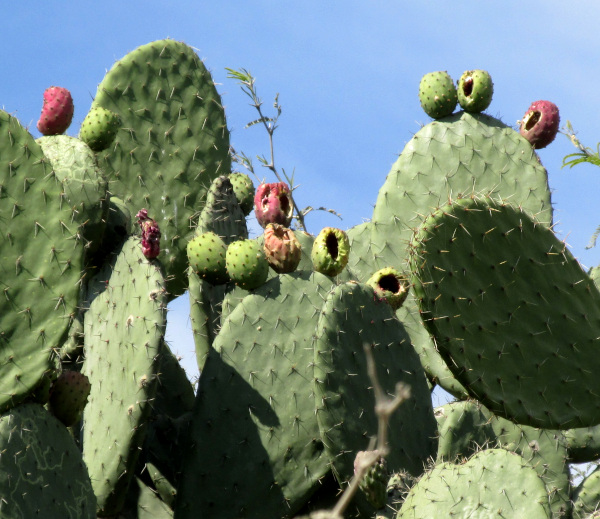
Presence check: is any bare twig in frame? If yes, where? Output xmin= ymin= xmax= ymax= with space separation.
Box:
xmin=328 ymin=343 xmax=411 ymax=518
xmin=226 ymin=67 xmax=309 ymax=231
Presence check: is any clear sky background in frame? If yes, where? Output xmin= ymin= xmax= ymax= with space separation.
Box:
xmin=5 ymin=2 xmax=600 ymax=395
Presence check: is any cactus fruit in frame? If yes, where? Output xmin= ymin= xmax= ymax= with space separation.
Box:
xmin=366 ymin=267 xmax=410 ymax=310
xmin=254 ymin=181 xmax=294 ymax=228
xmin=519 ymin=99 xmax=560 ymax=149
xmin=136 ymin=209 xmax=161 ymax=260
xmin=186 ymin=231 xmax=229 ymax=285
xmin=263 ymin=223 xmax=302 ymax=273
xmin=36 ymin=86 xmax=74 ymax=135
xmin=48 ymin=371 xmax=92 ymax=427
xmin=311 ymin=227 xmax=350 ymax=277
xmin=229 ymin=172 xmax=255 ymax=216
xmin=355 ymin=452 xmax=388 ymax=509
xmin=418 ymin=71 xmax=457 ymax=119
xmin=457 ymin=69 xmax=494 ymax=113
xmin=225 ymin=238 xmax=269 ymax=290
xmin=79 ymin=106 xmax=121 ymax=152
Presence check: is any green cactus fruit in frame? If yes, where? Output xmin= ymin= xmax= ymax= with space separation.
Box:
xmin=0 ymin=403 xmax=97 ymax=518
xmin=456 ymin=69 xmax=494 ymax=113
xmin=366 ymin=267 xmax=410 ymax=310
xmin=355 ymin=452 xmax=388 ymax=510
xmin=418 ymin=71 xmax=457 ymax=119
xmin=187 ymin=231 xmax=229 ymax=285
xmin=397 ymin=449 xmax=552 ymax=518
xmin=225 ymin=238 xmax=269 ymax=290
xmin=229 ymin=172 xmax=255 ymax=216
xmin=79 ymin=106 xmax=121 ymax=152
xmin=48 ymin=370 xmax=91 ymax=427
xmin=263 ymin=223 xmax=302 ymax=273
xmin=311 ymin=227 xmax=350 ymax=277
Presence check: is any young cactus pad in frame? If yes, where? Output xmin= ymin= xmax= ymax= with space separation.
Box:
xmin=410 ymin=196 xmax=600 ymax=429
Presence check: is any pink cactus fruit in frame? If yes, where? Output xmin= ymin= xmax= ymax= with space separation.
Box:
xmin=519 ymin=100 xmax=560 ymax=149
xmin=136 ymin=209 xmax=161 ymax=259
xmin=263 ymin=224 xmax=302 ymax=274
xmin=37 ymin=86 xmax=74 ymax=135
xmin=48 ymin=371 xmax=92 ymax=427
xmin=254 ymin=182 xmax=294 ymax=228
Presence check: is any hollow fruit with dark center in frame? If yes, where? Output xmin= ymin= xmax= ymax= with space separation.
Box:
xmin=254 ymin=182 xmax=294 ymax=228
xmin=311 ymin=227 xmax=350 ymax=277
xmin=367 ymin=267 xmax=410 ymax=310
xmin=457 ymin=70 xmax=493 ymax=113
xmin=519 ymin=100 xmax=560 ymax=149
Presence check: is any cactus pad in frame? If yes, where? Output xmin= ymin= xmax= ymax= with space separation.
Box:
xmin=94 ymin=39 xmax=231 ymax=297
xmin=82 ymin=236 xmax=167 ymax=515
xmin=410 ymin=196 xmax=600 ymax=429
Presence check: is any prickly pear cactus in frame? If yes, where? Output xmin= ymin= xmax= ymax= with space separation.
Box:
xmin=93 ymin=38 xmax=231 ymax=298
xmin=82 ymin=236 xmax=167 ymax=516
xmin=0 ymin=403 xmax=96 ymax=518
xmin=410 ymin=195 xmax=600 ymax=429
xmin=0 ymin=111 xmax=89 ymax=412
xmin=397 ymin=449 xmax=552 ymax=518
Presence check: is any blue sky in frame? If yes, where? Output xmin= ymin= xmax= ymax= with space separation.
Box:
xmin=5 ymin=2 xmax=600 ymax=387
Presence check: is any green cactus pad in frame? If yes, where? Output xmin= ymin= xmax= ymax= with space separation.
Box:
xmin=137 ymin=339 xmax=194 ymax=499
xmin=397 ymin=297 xmax=468 ymax=398
xmin=410 ymin=196 xmax=600 ymax=429
xmin=176 ymin=271 xmax=337 ymax=519
xmin=434 ymin=400 xmax=494 ymax=462
xmin=0 ymin=111 xmax=89 ymax=412
xmin=370 ymin=111 xmax=552 ymax=273
xmin=397 ymin=449 xmax=552 ymax=518
xmin=435 ymin=400 xmax=571 ymax=517
xmin=345 ymin=221 xmax=378 ymax=283
xmin=565 ymin=425 xmax=600 ymax=463
xmin=36 ymin=134 xmax=108 ymax=254
xmin=0 ymin=403 xmax=96 ymax=518
xmin=573 ymin=465 xmax=600 ymax=519
xmin=314 ymin=283 xmax=437 ymax=487
xmin=94 ymin=39 xmax=231 ymax=298
xmin=82 ymin=236 xmax=167 ymax=516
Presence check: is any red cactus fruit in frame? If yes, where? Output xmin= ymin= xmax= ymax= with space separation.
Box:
xmin=519 ymin=100 xmax=560 ymax=149
xmin=263 ymin=224 xmax=302 ymax=274
xmin=254 ymin=182 xmax=294 ymax=228
xmin=37 ymin=86 xmax=74 ymax=135
xmin=136 ymin=209 xmax=161 ymax=259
